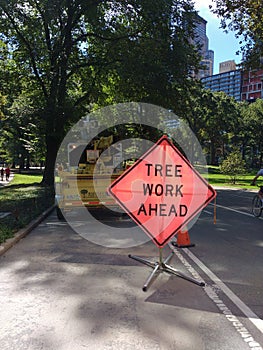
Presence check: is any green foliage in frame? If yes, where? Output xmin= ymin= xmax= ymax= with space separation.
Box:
xmin=0 ymin=225 xmax=13 ymax=244
xmin=220 ymin=150 xmax=246 ymax=184
xmin=181 ymin=86 xmax=241 ymax=165
xmin=0 ymin=0 xmax=200 ymax=186
xmin=1 ymin=91 xmax=46 ymax=168
xmin=233 ymin=99 xmax=263 ymax=168
xmin=207 ymin=165 xmax=256 ymax=188
xmin=211 ymin=0 xmax=263 ymax=68
xmin=243 ymin=99 xmax=263 ymax=165
xmin=1 ymin=0 xmax=263 ymax=178
xmin=0 ymin=174 xmax=54 ymax=244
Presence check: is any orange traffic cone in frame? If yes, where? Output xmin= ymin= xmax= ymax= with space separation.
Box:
xmin=172 ymin=228 xmax=195 ymax=248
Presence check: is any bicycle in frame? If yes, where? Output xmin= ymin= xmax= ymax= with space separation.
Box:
xmin=251 ymin=185 xmax=263 ymax=217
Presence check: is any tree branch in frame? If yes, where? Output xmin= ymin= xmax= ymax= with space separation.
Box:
xmin=0 ymin=4 xmax=48 ymax=99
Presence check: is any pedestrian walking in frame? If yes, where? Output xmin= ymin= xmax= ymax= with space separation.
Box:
xmin=0 ymin=167 xmax=4 ymax=181
xmin=5 ymin=166 xmax=10 ymax=181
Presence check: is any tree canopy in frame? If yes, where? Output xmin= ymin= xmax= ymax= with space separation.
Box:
xmin=0 ymin=0 xmax=200 ymax=186
xmin=211 ymin=0 xmax=263 ymax=68
xmin=1 ymin=0 xmax=262 ymax=183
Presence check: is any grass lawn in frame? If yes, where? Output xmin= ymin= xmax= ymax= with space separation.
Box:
xmin=205 ymin=166 xmax=258 ymax=189
xmin=10 ymin=173 xmax=43 ymax=185
xmin=0 ymin=173 xmax=54 ymax=244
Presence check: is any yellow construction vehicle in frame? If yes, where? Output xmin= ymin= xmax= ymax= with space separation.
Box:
xmin=55 ymin=119 xmax=131 ymax=219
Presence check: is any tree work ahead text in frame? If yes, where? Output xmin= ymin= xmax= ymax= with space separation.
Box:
xmin=137 ymin=163 xmax=187 ymax=217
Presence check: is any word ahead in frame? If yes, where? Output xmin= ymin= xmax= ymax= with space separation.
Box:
xmin=108 ymin=135 xmax=216 ymax=247
xmin=137 ymin=202 xmax=187 ymax=217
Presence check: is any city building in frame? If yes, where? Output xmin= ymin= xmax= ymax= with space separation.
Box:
xmin=219 ymin=60 xmax=236 ymax=73
xmin=191 ymin=16 xmax=263 ymax=103
xmin=201 ymin=69 xmax=242 ymax=101
xmin=202 ymin=64 xmax=263 ymax=102
xmin=241 ymin=69 xmax=263 ymax=102
xmin=192 ymin=15 xmax=214 ymax=79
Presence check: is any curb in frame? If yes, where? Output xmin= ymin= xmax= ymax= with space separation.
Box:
xmin=213 ymin=186 xmax=259 ymax=192
xmin=0 ymin=204 xmax=56 ymax=256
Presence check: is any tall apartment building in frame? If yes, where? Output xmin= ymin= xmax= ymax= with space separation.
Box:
xmin=191 ymin=16 xmax=263 ymax=103
xmin=241 ymin=69 xmax=263 ymax=102
xmin=192 ymin=15 xmax=214 ymax=79
xmin=201 ymin=69 xmax=242 ymax=101
xmin=201 ymin=60 xmax=263 ymax=102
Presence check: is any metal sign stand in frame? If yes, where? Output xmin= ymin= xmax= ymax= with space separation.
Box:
xmin=129 ymin=248 xmax=205 ymax=292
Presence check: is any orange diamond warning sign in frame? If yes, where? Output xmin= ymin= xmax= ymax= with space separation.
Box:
xmin=108 ymin=135 xmax=216 ymax=247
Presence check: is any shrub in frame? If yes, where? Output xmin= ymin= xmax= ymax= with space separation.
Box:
xmin=0 ymin=184 xmax=54 ymax=244
xmin=220 ymin=151 xmax=246 ymax=184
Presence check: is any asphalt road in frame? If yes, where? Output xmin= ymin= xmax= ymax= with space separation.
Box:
xmin=0 ymin=188 xmax=262 ymax=350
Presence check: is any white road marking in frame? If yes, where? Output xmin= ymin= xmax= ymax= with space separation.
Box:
xmin=203 ymin=210 xmax=213 ymax=215
xmin=209 ymin=203 xmax=263 ymax=220
xmin=169 ymin=243 xmax=263 ymax=350
xmin=170 ymin=244 xmax=263 ymax=337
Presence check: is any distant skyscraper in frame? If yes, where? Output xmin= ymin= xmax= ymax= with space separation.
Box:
xmin=219 ymin=60 xmax=236 ymax=73
xmin=192 ymin=15 xmax=214 ymax=80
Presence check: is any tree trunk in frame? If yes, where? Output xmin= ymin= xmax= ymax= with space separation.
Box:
xmin=41 ymin=94 xmax=67 ymax=188
xmin=41 ymin=135 xmax=61 ymax=188
xmin=210 ymin=142 xmax=217 ymax=165
xmin=19 ymin=156 xmax=25 ymax=170
xmin=26 ymin=156 xmax=30 ymax=169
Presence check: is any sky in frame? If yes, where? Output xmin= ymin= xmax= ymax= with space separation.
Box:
xmin=194 ymin=0 xmax=242 ymax=74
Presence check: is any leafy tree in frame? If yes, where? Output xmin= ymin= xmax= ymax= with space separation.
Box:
xmin=178 ymin=82 xmax=208 ymax=137
xmin=185 ymin=89 xmax=240 ymax=164
xmin=224 ymin=99 xmax=263 ymax=168
xmin=101 ymin=3 xmax=200 ymax=109
xmin=241 ymin=99 xmax=263 ymax=167
xmin=0 ymin=91 xmax=8 ymax=164
xmin=6 ymin=92 xmax=46 ymax=168
xmin=220 ymin=149 xmax=246 ymax=184
xmin=0 ymin=0 xmax=200 ymax=187
xmin=211 ymin=0 xmax=263 ymax=68
xmin=169 ymin=85 xmax=243 ymax=165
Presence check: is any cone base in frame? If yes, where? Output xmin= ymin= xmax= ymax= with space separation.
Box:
xmin=172 ymin=242 xmax=195 ymax=248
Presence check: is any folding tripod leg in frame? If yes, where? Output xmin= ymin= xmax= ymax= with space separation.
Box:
xmin=164 ymin=263 xmax=205 ymax=287
xmin=128 ymin=254 xmax=156 ymax=269
xmin=142 ymin=264 xmax=160 ymax=292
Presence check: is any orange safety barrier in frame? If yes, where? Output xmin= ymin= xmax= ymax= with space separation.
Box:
xmin=172 ymin=228 xmax=195 ymax=248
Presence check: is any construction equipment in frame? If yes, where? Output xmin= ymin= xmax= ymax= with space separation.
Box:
xmin=55 ymin=117 xmax=129 ymax=219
